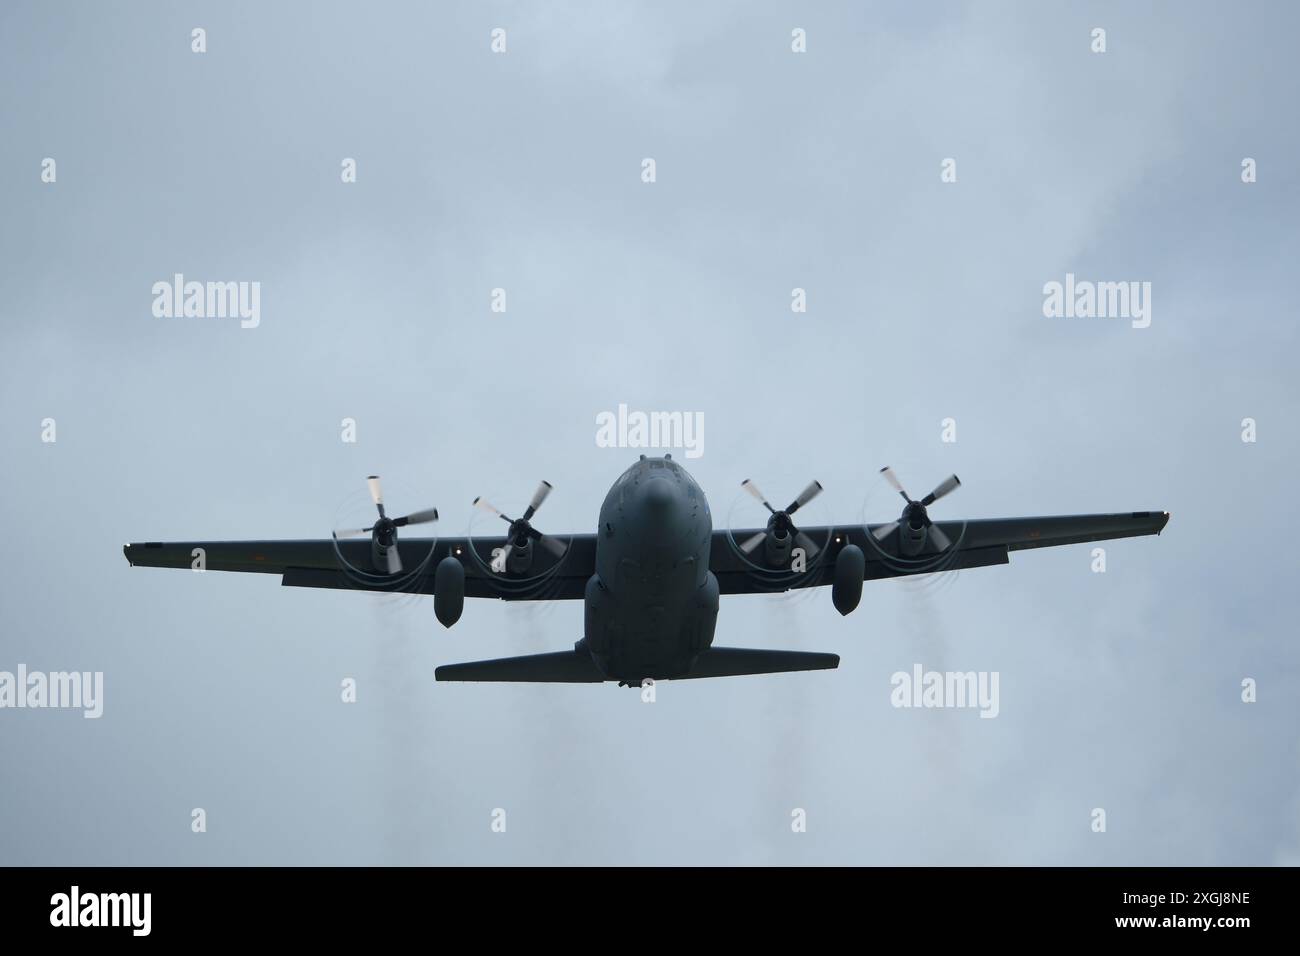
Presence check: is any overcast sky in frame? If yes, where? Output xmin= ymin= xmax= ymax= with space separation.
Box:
xmin=1 ymin=0 xmax=1297 ymax=865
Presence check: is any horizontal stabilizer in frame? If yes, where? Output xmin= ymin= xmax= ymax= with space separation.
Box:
xmin=435 ymin=650 xmax=604 ymax=683
xmin=434 ymin=645 xmax=839 ymax=683
xmin=680 ymin=646 xmax=839 ymax=680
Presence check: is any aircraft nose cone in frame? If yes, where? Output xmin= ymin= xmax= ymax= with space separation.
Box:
xmin=642 ymin=476 xmax=675 ymax=510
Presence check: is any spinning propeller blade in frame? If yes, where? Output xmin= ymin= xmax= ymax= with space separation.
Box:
xmin=336 ymin=476 xmax=439 ymax=575
xmin=874 ymin=467 xmax=961 ymax=552
xmin=736 ymin=477 xmax=823 ymax=561
xmin=473 ymin=481 xmax=568 ymax=568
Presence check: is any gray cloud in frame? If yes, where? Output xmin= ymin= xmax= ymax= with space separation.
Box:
xmin=1 ymin=0 xmax=1296 ymax=865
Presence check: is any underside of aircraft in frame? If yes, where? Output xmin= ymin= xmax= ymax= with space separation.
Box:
xmin=123 ymin=458 xmax=1169 ymax=685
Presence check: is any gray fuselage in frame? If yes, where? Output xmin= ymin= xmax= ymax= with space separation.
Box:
xmin=582 ymin=456 xmax=719 ymax=683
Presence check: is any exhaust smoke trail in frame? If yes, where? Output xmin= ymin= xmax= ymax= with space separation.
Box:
xmin=370 ymin=596 xmax=435 ymax=864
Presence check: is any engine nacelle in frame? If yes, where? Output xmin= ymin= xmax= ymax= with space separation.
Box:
xmin=434 ymin=556 xmax=465 ymax=628
xmin=763 ymin=524 xmax=794 ymax=567
xmin=370 ymin=523 xmax=398 ymax=571
xmin=899 ymin=517 xmax=928 ymax=557
xmin=832 ymin=544 xmax=865 ymax=616
xmin=506 ymin=537 xmax=532 ymax=574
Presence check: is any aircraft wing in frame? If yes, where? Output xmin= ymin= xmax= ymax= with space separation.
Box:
xmin=710 ymin=511 xmax=1170 ymax=595
xmin=122 ymin=534 xmax=597 ymax=600
xmin=125 ymin=511 xmax=1168 ymax=600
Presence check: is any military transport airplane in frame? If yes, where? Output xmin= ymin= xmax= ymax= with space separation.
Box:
xmin=122 ymin=457 xmax=1169 ymax=685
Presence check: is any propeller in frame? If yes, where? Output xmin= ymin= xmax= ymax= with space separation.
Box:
xmin=872 ymin=467 xmax=960 ymax=550
xmin=473 ymin=480 xmax=568 ymax=569
xmin=738 ymin=477 xmax=824 ymax=559
xmin=334 ymin=475 xmax=439 ymax=575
